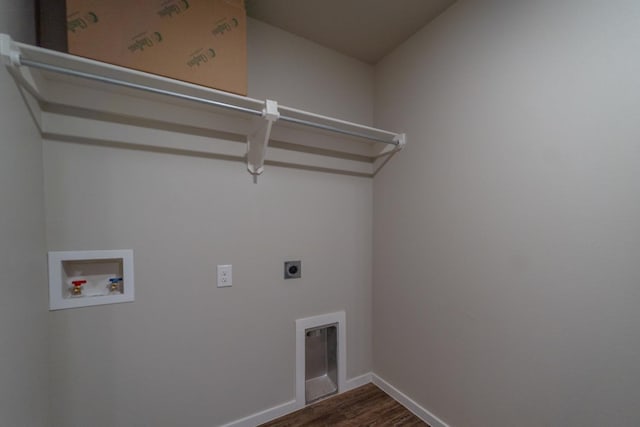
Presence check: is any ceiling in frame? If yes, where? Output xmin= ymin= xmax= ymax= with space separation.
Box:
xmin=245 ymin=0 xmax=456 ymax=64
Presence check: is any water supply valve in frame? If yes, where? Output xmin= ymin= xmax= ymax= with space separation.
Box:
xmin=70 ymin=280 xmax=86 ymax=296
xmin=109 ymin=277 xmax=123 ymax=293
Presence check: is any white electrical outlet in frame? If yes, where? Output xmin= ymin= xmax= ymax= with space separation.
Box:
xmin=217 ymin=264 xmax=232 ymax=287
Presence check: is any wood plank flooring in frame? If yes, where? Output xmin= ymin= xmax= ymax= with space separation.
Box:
xmin=259 ymin=383 xmax=429 ymax=426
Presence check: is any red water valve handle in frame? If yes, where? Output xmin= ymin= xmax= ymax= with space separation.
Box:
xmin=71 ymin=280 xmax=87 ymax=286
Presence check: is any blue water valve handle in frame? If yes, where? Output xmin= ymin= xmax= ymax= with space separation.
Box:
xmin=109 ymin=277 xmax=123 ymax=283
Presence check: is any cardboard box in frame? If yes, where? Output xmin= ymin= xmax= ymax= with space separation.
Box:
xmin=49 ymin=0 xmax=246 ymax=95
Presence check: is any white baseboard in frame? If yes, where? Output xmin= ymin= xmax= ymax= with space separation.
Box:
xmin=219 ymin=399 xmax=297 ymax=427
xmin=218 ymin=373 xmax=371 ymax=427
xmin=344 ymin=372 xmax=373 ymax=391
xmin=372 ymin=374 xmax=449 ymax=427
xmin=221 ymin=372 xmax=448 ymax=427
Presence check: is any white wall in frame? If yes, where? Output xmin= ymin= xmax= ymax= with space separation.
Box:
xmin=45 ymin=19 xmax=374 ymax=427
xmin=0 ymin=2 xmax=50 ymax=426
xmin=374 ymin=1 xmax=640 ymax=426
xmin=248 ymin=18 xmax=374 ymax=125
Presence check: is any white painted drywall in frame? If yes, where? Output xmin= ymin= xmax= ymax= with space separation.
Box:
xmin=374 ymin=1 xmax=640 ymax=426
xmin=248 ymin=18 xmax=374 ymax=125
xmin=0 ymin=2 xmax=50 ymax=426
xmin=45 ymin=19 xmax=373 ymax=427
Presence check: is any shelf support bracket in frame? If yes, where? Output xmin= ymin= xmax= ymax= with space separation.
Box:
xmin=0 ymin=33 xmax=20 ymax=67
xmin=1 ymin=34 xmax=46 ymax=98
xmin=372 ymin=133 xmax=407 ymax=176
xmin=247 ymin=99 xmax=279 ymax=182
xmin=1 ymin=34 xmax=45 ymax=131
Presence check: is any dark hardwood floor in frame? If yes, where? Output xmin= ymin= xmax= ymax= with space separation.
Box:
xmin=259 ymin=383 xmax=429 ymax=426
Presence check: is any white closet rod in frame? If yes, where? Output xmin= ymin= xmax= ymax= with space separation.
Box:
xmin=18 ymin=56 xmax=400 ymax=146
xmin=277 ymin=114 xmax=397 ymax=145
xmin=19 ymin=57 xmax=264 ymax=116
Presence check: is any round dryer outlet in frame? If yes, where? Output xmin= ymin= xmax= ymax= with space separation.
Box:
xmin=284 ymin=260 xmax=301 ymax=279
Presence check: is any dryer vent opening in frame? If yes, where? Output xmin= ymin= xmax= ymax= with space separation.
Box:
xmin=305 ymin=324 xmax=338 ymax=403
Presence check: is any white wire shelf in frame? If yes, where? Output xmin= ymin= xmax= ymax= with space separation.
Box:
xmin=1 ymin=33 xmax=405 ymax=180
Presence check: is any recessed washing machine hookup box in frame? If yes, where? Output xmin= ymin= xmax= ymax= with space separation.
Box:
xmin=48 ymin=249 xmax=134 ymax=310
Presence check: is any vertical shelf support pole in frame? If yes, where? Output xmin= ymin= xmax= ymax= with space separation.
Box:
xmin=247 ymin=99 xmax=279 ymax=182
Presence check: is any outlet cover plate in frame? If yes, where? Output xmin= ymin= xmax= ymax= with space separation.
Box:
xmin=217 ymin=264 xmax=232 ymax=287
